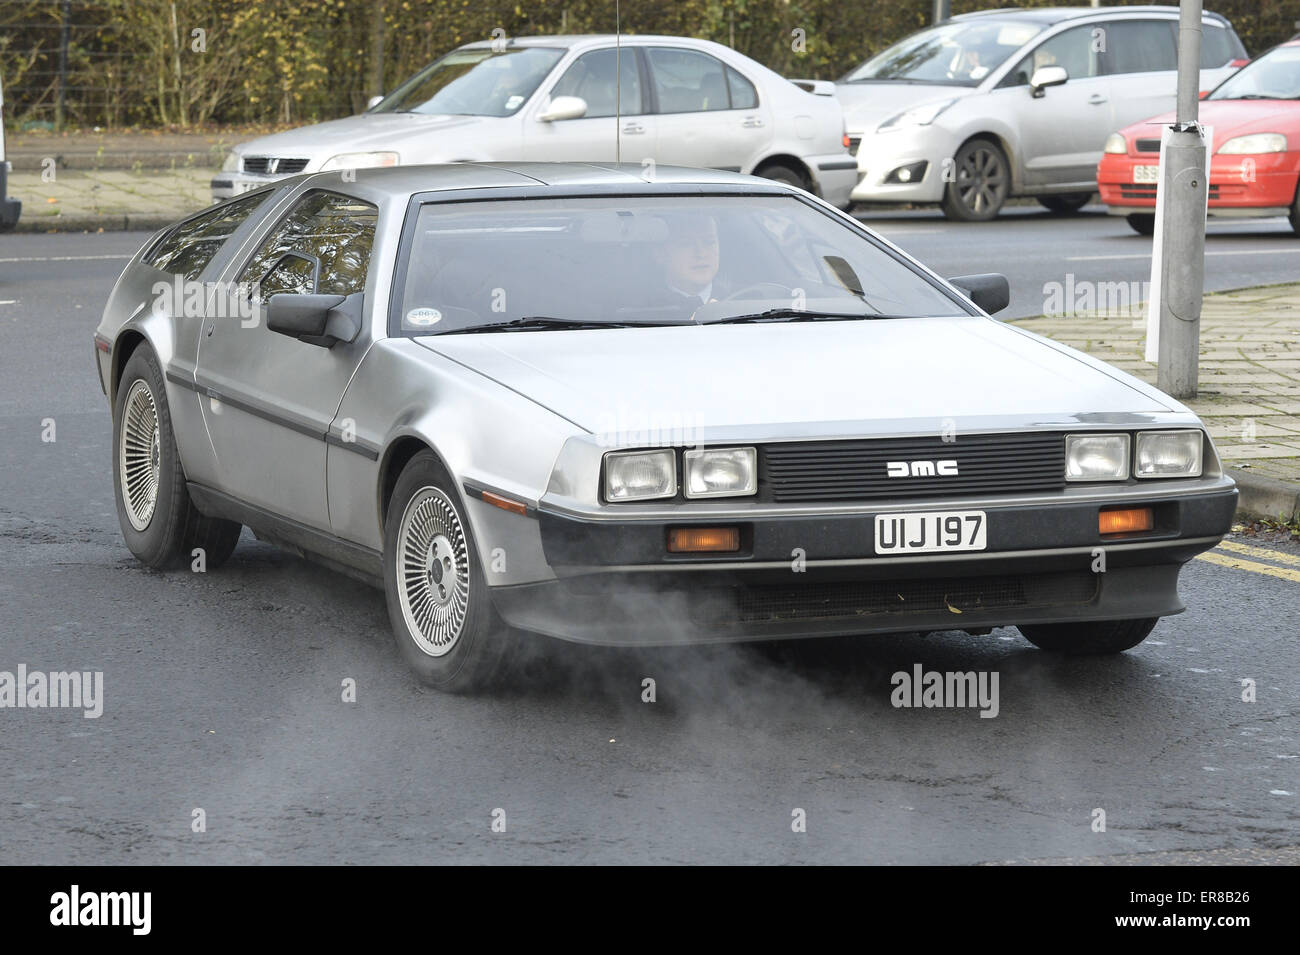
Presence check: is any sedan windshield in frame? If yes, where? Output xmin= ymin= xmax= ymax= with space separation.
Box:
xmin=1209 ymin=45 xmax=1300 ymax=100
xmin=842 ymin=20 xmax=1044 ymax=86
xmin=397 ymin=195 xmax=970 ymax=335
xmin=370 ymin=47 xmax=564 ymax=116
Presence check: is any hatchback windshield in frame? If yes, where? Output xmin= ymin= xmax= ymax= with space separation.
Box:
xmin=1209 ymin=45 xmax=1300 ymax=100
xmin=397 ymin=195 xmax=969 ymax=335
xmin=842 ymin=20 xmax=1044 ymax=86
xmin=371 ymin=47 xmax=564 ymax=116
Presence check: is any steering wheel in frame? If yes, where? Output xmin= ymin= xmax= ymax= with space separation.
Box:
xmin=722 ymin=282 xmax=798 ymax=302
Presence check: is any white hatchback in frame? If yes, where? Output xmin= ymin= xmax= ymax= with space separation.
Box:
xmin=213 ymin=35 xmax=857 ymax=208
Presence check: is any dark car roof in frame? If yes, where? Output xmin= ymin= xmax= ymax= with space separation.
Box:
xmin=951 ymin=6 xmax=1230 ymax=26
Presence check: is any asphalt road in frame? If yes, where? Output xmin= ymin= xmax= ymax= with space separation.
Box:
xmin=0 ymin=231 xmax=1296 ymax=865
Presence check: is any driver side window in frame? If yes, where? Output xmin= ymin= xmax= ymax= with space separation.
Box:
xmin=240 ymin=190 xmax=378 ymax=302
xmin=549 ymin=48 xmax=644 ymax=118
xmin=1000 ymin=25 xmax=1101 ymax=87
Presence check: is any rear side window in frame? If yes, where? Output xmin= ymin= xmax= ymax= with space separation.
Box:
xmin=727 ymin=67 xmax=759 ymax=109
xmin=647 ymin=48 xmax=732 ymax=113
xmin=239 ymin=190 xmax=378 ymax=298
xmin=145 ymin=191 xmax=268 ymax=279
xmin=1102 ymin=20 xmax=1177 ymax=74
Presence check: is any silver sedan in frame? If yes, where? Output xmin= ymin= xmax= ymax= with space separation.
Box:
xmin=94 ymin=163 xmax=1236 ymax=691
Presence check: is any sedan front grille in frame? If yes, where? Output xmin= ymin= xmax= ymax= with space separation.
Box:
xmin=761 ymin=432 xmax=1065 ymax=503
xmin=242 ymin=156 xmax=309 ymax=175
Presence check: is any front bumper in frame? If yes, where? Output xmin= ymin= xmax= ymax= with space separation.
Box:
xmin=489 ymin=483 xmax=1237 ymax=645
xmin=1098 ymin=150 xmax=1300 ymax=217
xmin=850 ymin=124 xmax=957 ymax=204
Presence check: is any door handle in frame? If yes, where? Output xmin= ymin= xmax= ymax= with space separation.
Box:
xmin=742 ymin=116 xmax=765 ymax=128
xmin=622 ymin=122 xmax=645 ymax=134
xmin=1088 ymin=93 xmax=1108 ymax=105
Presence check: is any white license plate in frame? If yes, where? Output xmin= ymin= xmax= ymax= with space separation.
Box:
xmin=1133 ymin=164 xmax=1160 ymax=183
xmin=232 ymin=180 xmax=260 ymax=195
xmin=874 ymin=511 xmax=986 ymax=555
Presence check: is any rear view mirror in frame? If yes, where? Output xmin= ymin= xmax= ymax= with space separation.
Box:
xmin=948 ymin=273 xmax=1010 ymax=315
xmin=538 ymin=95 xmax=588 ymax=122
xmin=366 ymin=94 xmax=384 ymax=110
xmin=1029 ymin=65 xmax=1068 ymax=97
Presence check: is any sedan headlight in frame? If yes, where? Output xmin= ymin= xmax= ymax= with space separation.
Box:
xmin=604 ymin=450 xmax=676 ymax=502
xmin=221 ymin=150 xmax=241 ymax=172
xmin=684 ymin=447 xmax=757 ymax=499
xmin=878 ymin=98 xmax=956 ymax=131
xmin=1217 ymin=133 xmax=1287 ymax=155
xmin=1065 ymin=433 xmax=1129 ymax=482
xmin=1103 ymin=132 xmax=1128 ymax=155
xmin=1135 ymin=430 xmax=1203 ymax=479
xmin=319 ymin=151 xmax=400 ymax=171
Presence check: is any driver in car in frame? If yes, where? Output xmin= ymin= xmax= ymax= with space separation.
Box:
xmin=651 ymin=213 xmax=726 ymax=316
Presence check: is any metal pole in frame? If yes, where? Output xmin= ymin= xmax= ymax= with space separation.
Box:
xmin=1156 ymin=0 xmax=1206 ymax=398
xmin=932 ymin=0 xmax=950 ymax=25
xmin=56 ymin=0 xmax=70 ymax=131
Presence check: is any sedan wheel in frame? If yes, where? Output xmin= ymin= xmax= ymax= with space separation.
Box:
xmin=112 ymin=345 xmax=242 ymax=570
xmin=942 ymin=139 xmax=1009 ymax=222
xmin=1018 ymin=617 xmax=1158 ymax=655
xmin=1037 ymin=193 xmax=1092 ymax=214
xmin=1126 ymin=213 xmax=1156 ymax=236
xmin=383 ymin=451 xmax=513 ymax=691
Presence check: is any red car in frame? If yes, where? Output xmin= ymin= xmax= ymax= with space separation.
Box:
xmin=1098 ymin=39 xmax=1300 ymax=235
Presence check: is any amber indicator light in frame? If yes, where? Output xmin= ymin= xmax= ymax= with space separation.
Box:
xmin=667 ymin=527 xmax=741 ymax=553
xmin=1099 ymin=506 xmax=1154 ymax=536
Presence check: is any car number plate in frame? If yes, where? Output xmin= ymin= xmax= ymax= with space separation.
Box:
xmin=232 ymin=180 xmax=260 ymax=195
xmin=874 ymin=511 xmax=986 ymax=555
xmin=1133 ymin=164 xmax=1160 ymax=183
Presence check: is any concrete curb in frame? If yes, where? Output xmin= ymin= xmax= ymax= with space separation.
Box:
xmin=12 ymin=214 xmax=176 ymax=233
xmin=1228 ymin=468 xmax=1300 ymax=523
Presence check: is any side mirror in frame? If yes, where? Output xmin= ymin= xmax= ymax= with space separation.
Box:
xmin=538 ymin=95 xmax=588 ymax=122
xmin=1029 ymin=65 xmax=1068 ymax=97
xmin=948 ymin=273 xmax=1010 ymax=316
xmin=366 ymin=94 xmax=384 ymax=110
xmin=267 ymin=292 xmax=364 ymax=347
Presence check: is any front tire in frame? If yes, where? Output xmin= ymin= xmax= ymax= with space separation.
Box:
xmin=1289 ymin=181 xmax=1300 ymax=236
xmin=112 ymin=345 xmax=241 ymax=570
xmin=383 ymin=451 xmax=512 ymax=692
xmin=1126 ymin=213 xmax=1156 ymax=236
xmin=1018 ymin=617 xmax=1158 ymax=655
xmin=941 ymin=138 xmax=1010 ymax=221
xmin=1037 ymin=193 xmax=1092 ymax=214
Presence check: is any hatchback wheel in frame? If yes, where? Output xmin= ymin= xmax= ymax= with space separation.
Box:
xmin=942 ymin=139 xmax=1009 ymax=221
xmin=1018 ymin=617 xmax=1158 ymax=655
xmin=1289 ymin=182 xmax=1300 ymax=236
xmin=1037 ymin=193 xmax=1092 ymax=214
xmin=383 ymin=451 xmax=513 ymax=691
xmin=112 ymin=345 xmax=241 ymax=570
xmin=1126 ymin=213 xmax=1156 ymax=236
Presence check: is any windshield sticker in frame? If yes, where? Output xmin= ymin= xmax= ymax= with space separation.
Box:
xmin=406 ymin=307 xmax=443 ymax=327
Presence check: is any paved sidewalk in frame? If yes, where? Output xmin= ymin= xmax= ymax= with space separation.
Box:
xmin=1014 ymin=284 xmax=1300 ymax=519
xmin=6 ymin=168 xmax=210 ymax=231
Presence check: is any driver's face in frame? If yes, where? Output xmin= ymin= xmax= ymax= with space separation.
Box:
xmin=662 ymin=218 xmax=719 ymax=294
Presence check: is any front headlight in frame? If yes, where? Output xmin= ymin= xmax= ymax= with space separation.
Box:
xmin=604 ymin=450 xmax=676 ymax=502
xmin=878 ymin=98 xmax=956 ymax=131
xmin=1217 ymin=133 xmax=1287 ymax=155
xmin=1103 ymin=132 xmax=1128 ymax=155
xmin=319 ymin=151 xmax=400 ymax=171
xmin=1135 ymin=430 xmax=1203 ymax=479
xmin=684 ymin=447 xmax=757 ymax=499
xmin=1065 ymin=433 xmax=1129 ymax=482
xmin=221 ymin=151 xmax=241 ymax=172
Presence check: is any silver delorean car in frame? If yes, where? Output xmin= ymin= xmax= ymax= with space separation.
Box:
xmin=93 ymin=163 xmax=1236 ymax=691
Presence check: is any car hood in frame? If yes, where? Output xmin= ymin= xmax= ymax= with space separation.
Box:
xmin=416 ymin=317 xmax=1174 ymax=435
xmin=234 ymin=112 xmax=491 ymax=161
xmin=835 ymin=82 xmax=975 ymax=135
xmin=1120 ymin=99 xmax=1300 ymax=145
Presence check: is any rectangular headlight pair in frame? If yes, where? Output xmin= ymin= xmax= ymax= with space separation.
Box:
xmin=604 ymin=447 xmax=757 ymax=502
xmin=1065 ymin=430 xmax=1203 ymax=482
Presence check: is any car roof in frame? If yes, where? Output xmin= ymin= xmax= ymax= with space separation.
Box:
xmin=299 ymin=161 xmax=794 ymax=197
xmin=454 ymin=34 xmax=729 ymax=50
xmin=950 ymin=6 xmax=1230 ymax=26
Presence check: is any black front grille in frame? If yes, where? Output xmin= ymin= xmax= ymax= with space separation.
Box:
xmin=762 ymin=432 xmax=1065 ymax=503
xmin=1135 ymin=138 xmax=1161 ymax=153
xmin=715 ymin=572 xmax=1097 ymax=624
xmin=1119 ymin=183 xmax=1158 ymax=198
xmin=242 ymin=156 xmax=309 ymax=175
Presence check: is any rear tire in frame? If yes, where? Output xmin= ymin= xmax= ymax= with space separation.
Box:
xmin=1018 ymin=617 xmax=1158 ymax=655
xmin=382 ymin=450 xmax=513 ymax=692
xmin=1126 ymin=213 xmax=1156 ymax=235
xmin=755 ymin=161 xmax=811 ymax=193
xmin=941 ymin=138 xmax=1009 ymax=221
xmin=1037 ymin=193 xmax=1092 ymax=214
xmin=1289 ymin=181 xmax=1300 ymax=236
xmin=112 ymin=345 xmax=241 ymax=571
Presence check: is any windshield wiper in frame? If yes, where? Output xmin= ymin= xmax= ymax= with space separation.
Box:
xmin=436 ymin=315 xmax=689 ymax=334
xmin=705 ymin=308 xmax=906 ymax=325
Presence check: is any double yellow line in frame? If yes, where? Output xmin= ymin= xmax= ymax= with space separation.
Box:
xmin=1196 ymin=539 xmax=1300 ymax=583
